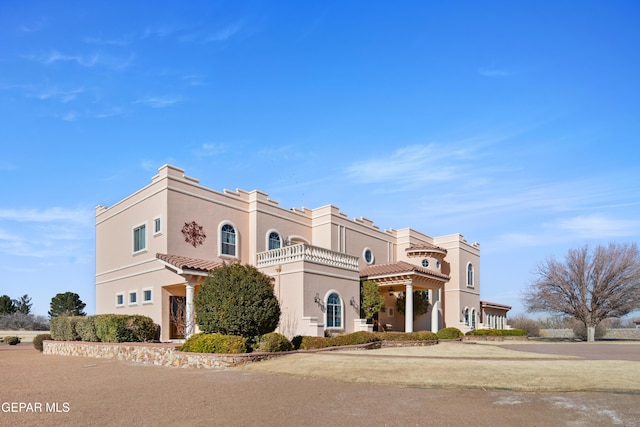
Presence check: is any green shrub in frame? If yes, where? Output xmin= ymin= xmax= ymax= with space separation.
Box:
xmin=291 ymin=335 xmax=303 ymax=350
xmin=196 ymin=263 xmax=281 ymax=337
xmin=300 ymin=336 xmax=330 ymax=350
xmin=300 ymin=332 xmax=380 ymax=349
xmin=124 ymin=315 xmax=158 ymax=342
xmin=328 ymin=331 xmax=379 ymax=347
xmin=412 ymin=331 xmax=439 ymax=341
xmin=500 ymin=329 xmax=527 ymax=337
xmin=93 ymin=314 xmax=157 ymax=343
xmin=179 ymin=333 xmax=248 ymax=354
xmin=436 ymin=327 xmax=464 ymax=340
xmin=76 ymin=316 xmax=99 ymax=342
xmin=466 ymin=329 xmax=502 ymax=336
xmin=32 ymin=334 xmax=53 ymax=351
xmin=4 ymin=336 xmax=20 ymax=345
xmin=258 ymin=333 xmax=294 ymax=352
xmin=50 ymin=316 xmax=83 ymax=341
xmin=375 ymin=331 xmax=439 ymax=341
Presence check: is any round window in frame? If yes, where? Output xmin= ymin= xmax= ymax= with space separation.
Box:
xmin=422 ymin=259 xmax=429 ymax=268
xmin=364 ymin=248 xmax=374 ymax=264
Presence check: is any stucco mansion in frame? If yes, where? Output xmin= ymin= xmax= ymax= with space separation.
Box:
xmin=96 ymin=165 xmax=510 ymax=341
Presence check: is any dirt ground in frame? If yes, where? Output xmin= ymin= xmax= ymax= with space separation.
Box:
xmin=1 ymin=341 xmax=639 ymax=426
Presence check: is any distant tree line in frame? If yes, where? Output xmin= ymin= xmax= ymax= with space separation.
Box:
xmin=0 ymin=291 xmax=88 ymax=331
xmin=0 ymin=293 xmax=49 ymax=330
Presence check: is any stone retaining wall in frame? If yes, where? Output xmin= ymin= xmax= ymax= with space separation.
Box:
xmin=43 ymin=339 xmax=439 ymax=369
xmin=462 ymin=335 xmax=528 ymax=342
xmin=43 ymin=341 xmax=288 ymax=369
xmin=539 ymin=328 xmax=640 ymax=340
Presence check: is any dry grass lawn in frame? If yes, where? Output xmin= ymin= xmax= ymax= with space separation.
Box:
xmin=242 ymin=341 xmax=640 ymax=392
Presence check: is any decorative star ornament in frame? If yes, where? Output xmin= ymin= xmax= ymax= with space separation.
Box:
xmin=181 ymin=221 xmax=206 ymax=247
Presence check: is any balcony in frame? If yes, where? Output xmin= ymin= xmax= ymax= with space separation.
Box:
xmin=256 ymin=243 xmax=360 ymax=271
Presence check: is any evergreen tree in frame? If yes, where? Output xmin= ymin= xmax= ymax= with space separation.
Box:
xmin=49 ymin=292 xmax=86 ymax=318
xmin=16 ymin=294 xmax=32 ymax=314
xmin=0 ymin=295 xmax=17 ymax=314
xmin=195 ymin=263 xmax=281 ymax=337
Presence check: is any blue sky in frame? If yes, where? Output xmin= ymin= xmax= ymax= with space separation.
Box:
xmin=1 ymin=1 xmax=639 ymax=318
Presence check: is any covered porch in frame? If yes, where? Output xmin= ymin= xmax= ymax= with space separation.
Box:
xmin=360 ymin=261 xmax=449 ymax=333
xmin=156 ymin=253 xmax=220 ymax=341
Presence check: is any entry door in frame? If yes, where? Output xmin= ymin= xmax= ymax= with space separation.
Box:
xmin=169 ymin=296 xmax=186 ymax=339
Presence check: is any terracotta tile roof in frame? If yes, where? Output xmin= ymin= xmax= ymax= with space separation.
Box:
xmin=156 ymin=253 xmax=220 ymax=273
xmin=360 ymin=261 xmax=449 ymax=280
xmin=405 ymin=243 xmax=447 ymax=254
xmin=480 ymin=301 xmax=512 ymax=310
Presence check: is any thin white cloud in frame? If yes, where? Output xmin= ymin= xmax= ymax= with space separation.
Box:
xmin=134 ymin=96 xmax=180 ymax=108
xmin=43 ymin=51 xmax=99 ymax=67
xmin=554 ymin=214 xmax=640 ymax=239
xmin=35 ymin=86 xmax=84 ymax=103
xmin=205 ymin=22 xmax=243 ymax=42
xmin=478 ymin=65 xmax=513 ymax=77
xmin=346 ymin=143 xmax=476 ymax=189
xmin=0 ymin=207 xmax=92 ymax=225
xmin=83 ymin=35 xmax=132 ymax=46
xmin=195 ymin=143 xmax=228 ymax=157
xmin=62 ymin=110 xmax=80 ymax=121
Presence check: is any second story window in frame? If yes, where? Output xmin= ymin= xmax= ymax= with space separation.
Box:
xmin=268 ymin=232 xmax=281 ymax=250
xmin=221 ymin=224 xmax=236 ymax=256
xmin=133 ymin=224 xmax=146 ymax=252
xmin=467 ymin=263 xmax=474 ymax=287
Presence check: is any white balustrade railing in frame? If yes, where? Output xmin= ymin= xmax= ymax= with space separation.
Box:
xmin=256 ymin=243 xmax=359 ymax=271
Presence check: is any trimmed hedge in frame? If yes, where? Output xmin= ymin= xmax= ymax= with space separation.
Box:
xmin=179 ymin=333 xmax=248 ymax=354
xmin=301 ymin=331 xmax=380 ymax=350
xmin=50 ymin=316 xmax=83 ymax=341
xmin=94 ymin=314 xmax=157 ymax=343
xmin=258 ymin=333 xmax=293 ymax=353
xmin=32 ymin=334 xmax=53 ymax=351
xmin=465 ymin=329 xmax=527 ymax=337
xmin=436 ymin=327 xmax=464 ymax=340
xmin=50 ymin=314 xmax=157 ymax=343
xmin=375 ymin=331 xmax=439 ymax=341
xmin=76 ymin=316 xmax=100 ymax=342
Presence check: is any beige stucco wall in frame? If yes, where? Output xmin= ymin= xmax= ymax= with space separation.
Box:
xmin=96 ymin=164 xmax=488 ymax=340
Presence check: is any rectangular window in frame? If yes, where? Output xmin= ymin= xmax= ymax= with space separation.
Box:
xmin=154 ymin=217 xmax=161 ymax=234
xmin=143 ymin=289 xmax=152 ymax=304
xmin=116 ymin=293 xmax=124 ymax=307
xmin=129 ymin=291 xmax=137 ymax=305
xmin=133 ymin=224 xmax=146 ymax=252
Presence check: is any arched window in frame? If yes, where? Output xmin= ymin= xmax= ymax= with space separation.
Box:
xmin=326 ymin=293 xmax=342 ymax=328
xmin=221 ymin=224 xmax=236 ymax=256
xmin=268 ymin=231 xmax=281 ymax=250
xmin=467 ymin=263 xmax=474 ymax=287
xmin=464 ymin=307 xmax=469 ymax=326
xmin=471 ymin=308 xmax=476 ymax=329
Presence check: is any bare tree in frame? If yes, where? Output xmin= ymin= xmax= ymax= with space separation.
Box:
xmin=524 ymin=243 xmax=640 ymax=341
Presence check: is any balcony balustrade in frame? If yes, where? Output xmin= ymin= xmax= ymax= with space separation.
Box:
xmin=256 ymin=243 xmax=359 ymax=271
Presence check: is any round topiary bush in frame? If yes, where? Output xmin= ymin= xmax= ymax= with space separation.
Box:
xmin=196 ymin=263 xmax=281 ymax=337
xmin=32 ymin=333 xmax=53 ymax=351
xmin=258 ymin=332 xmax=294 ymax=352
xmin=4 ymin=336 xmax=20 ymax=345
xmin=436 ymin=327 xmax=463 ymax=340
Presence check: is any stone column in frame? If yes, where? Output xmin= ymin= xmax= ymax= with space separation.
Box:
xmin=185 ymin=282 xmax=195 ymax=338
xmin=405 ymin=283 xmax=413 ymax=333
